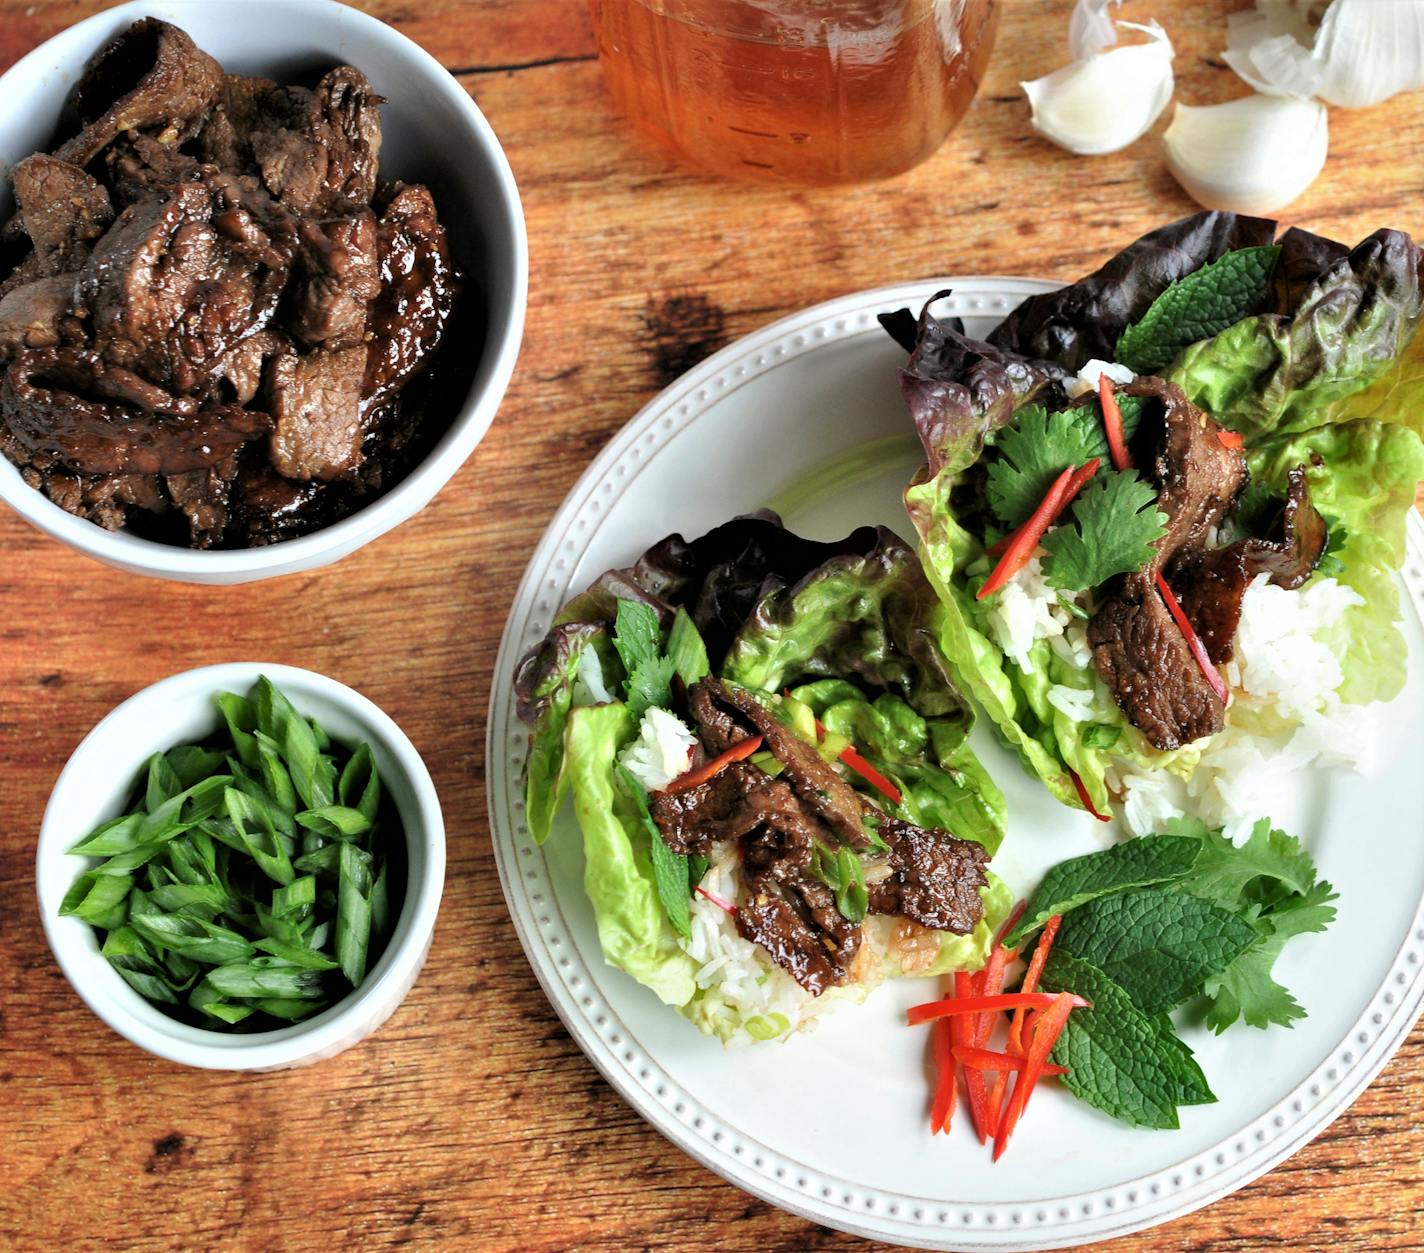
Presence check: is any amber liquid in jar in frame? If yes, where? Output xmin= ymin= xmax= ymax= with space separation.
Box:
xmin=589 ymin=0 xmax=998 ymax=185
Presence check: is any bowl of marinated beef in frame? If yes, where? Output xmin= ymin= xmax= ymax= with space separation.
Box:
xmin=0 ymin=1 xmax=526 ymax=582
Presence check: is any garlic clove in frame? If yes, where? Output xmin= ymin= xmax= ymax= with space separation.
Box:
xmin=1023 ymin=22 xmax=1175 ymax=156
xmin=1223 ymin=0 xmax=1424 ymax=108
xmin=1068 ymin=0 xmax=1122 ymax=60
xmin=1224 ymin=3 xmax=1322 ymax=98
xmin=1313 ymin=0 xmax=1424 ymax=108
xmin=1163 ymin=94 xmax=1329 ymax=215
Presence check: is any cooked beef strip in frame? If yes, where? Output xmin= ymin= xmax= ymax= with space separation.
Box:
xmin=77 ymin=171 xmax=297 ymax=394
xmin=56 ymin=18 xmax=222 ymax=168
xmin=1168 ymin=467 xmax=1327 ymax=663
xmin=7 ymin=156 xmax=113 ymax=275
xmin=865 ymin=816 xmax=989 ymax=933
xmin=267 ymin=345 xmax=368 ymax=481
xmin=363 ymin=183 xmax=458 ymax=408
xmin=648 ymin=762 xmax=766 ymax=855
xmin=2 ymin=348 xmax=268 ymax=475
xmin=249 ymin=68 xmax=382 ymax=215
xmin=654 ymin=681 xmax=988 ymax=994
xmin=216 ymin=329 xmax=288 ymax=406
xmin=103 ymin=132 xmax=202 ymax=206
xmin=164 ymin=450 xmax=241 ymax=548
xmin=1088 ymin=378 xmax=1249 ymax=750
xmin=290 ymin=207 xmax=380 ymax=347
xmin=0 ymin=276 xmax=76 ymax=360
xmin=687 ymin=676 xmax=870 ymax=849
xmin=0 ymin=19 xmax=463 ymax=549
xmin=1131 ymin=375 xmax=1247 ymax=559
xmin=194 ymin=75 xmax=282 ymax=172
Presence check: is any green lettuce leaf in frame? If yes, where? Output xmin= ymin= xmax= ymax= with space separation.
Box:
xmin=563 ymin=704 xmax=698 ymax=1007
xmin=1247 ymin=420 xmax=1424 ymax=703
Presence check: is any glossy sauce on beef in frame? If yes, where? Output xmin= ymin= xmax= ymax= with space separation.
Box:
xmin=0 ymin=18 xmax=466 ymax=548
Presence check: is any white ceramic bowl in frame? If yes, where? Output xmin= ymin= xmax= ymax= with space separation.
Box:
xmin=0 ymin=0 xmax=527 ymax=583
xmin=36 ymin=663 xmax=445 ymax=1070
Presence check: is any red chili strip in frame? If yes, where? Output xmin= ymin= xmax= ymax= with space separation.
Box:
xmin=906 ymin=992 xmax=1089 ymax=1027
xmin=693 ymin=885 xmax=737 ymax=915
xmin=954 ymin=971 xmax=994 ymax=1144
xmin=663 ymin=735 xmax=764 ymax=794
xmin=1069 ymin=769 xmax=1112 ymax=822
xmin=978 ymin=466 xmax=1075 ymax=600
xmin=1008 ymin=914 xmax=1063 ymax=1058
xmin=1216 ymin=428 xmax=1245 ymax=450
xmin=994 ymin=992 xmax=1077 ymax=1161
xmin=837 ymin=745 xmax=902 ymax=806
xmin=986 ymin=457 xmax=1101 ymax=558
xmin=929 ymin=1018 xmax=956 ymax=1135
xmin=953 ymin=1045 xmax=1069 ymax=1076
xmin=1098 ymin=375 xmax=1133 ymax=471
xmin=1154 ymin=570 xmax=1231 ymax=706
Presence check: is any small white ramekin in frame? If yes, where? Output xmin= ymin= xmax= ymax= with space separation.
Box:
xmin=0 ymin=0 xmax=527 ymax=583
xmin=36 ymin=663 xmax=445 ymax=1070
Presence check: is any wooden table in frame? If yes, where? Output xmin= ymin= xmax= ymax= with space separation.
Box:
xmin=2 ymin=1 xmax=1420 ymax=1248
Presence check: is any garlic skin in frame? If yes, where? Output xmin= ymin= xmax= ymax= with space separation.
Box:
xmin=1164 ymin=94 xmax=1329 ymax=215
xmin=1023 ymin=21 xmax=1175 ymax=156
xmin=1224 ymin=0 xmax=1424 ymax=108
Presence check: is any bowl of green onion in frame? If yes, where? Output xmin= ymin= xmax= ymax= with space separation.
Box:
xmin=36 ymin=663 xmax=444 ymax=1070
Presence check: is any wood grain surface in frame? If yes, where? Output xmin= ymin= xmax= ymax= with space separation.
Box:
xmin=1 ymin=1 xmax=1421 ymax=1249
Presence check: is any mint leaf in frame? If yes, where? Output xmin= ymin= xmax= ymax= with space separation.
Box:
xmin=665 ymin=607 xmax=710 ymax=688
xmin=1055 ymin=889 xmax=1260 ymax=1015
xmin=1041 ymin=951 xmax=1216 ymax=1129
xmin=1203 ymin=880 xmax=1337 ymax=1032
xmin=617 ymin=766 xmax=690 ymax=940
xmin=1042 ymin=470 xmax=1168 ymax=592
xmin=1175 ymin=818 xmax=1316 ymax=913
xmin=1116 ymin=245 xmax=1280 ymax=374
xmin=1005 ymin=834 xmax=1202 ymax=947
xmin=612 ymin=599 xmax=662 ymax=680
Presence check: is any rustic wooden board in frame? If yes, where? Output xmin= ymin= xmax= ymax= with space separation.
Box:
xmin=1 ymin=1 xmax=1421 ymax=1249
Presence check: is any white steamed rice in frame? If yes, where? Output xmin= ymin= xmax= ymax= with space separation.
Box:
xmin=989 ymin=554 xmax=1375 ymax=840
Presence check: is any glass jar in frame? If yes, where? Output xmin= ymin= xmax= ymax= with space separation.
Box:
xmin=589 ymin=0 xmax=999 ymax=185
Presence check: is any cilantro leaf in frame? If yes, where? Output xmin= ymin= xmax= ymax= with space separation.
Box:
xmin=612 ymin=599 xmax=663 ymax=679
xmin=983 ymin=399 xmax=1147 ymax=529
xmin=613 ymin=599 xmax=675 ymax=719
xmin=624 ymin=654 xmax=676 ymax=721
xmin=1315 ymin=516 xmax=1349 ymax=578
xmin=1054 ymin=889 xmax=1260 ymax=1015
xmin=1041 ymin=951 xmax=1217 ymax=1129
xmin=985 ymin=405 xmax=1103 ymax=529
xmin=1116 ymin=245 xmax=1280 ymax=374
xmin=1042 ymin=470 xmax=1168 ymax=592
xmin=1175 ymin=818 xmax=1317 ymax=912
xmin=1005 ymin=833 xmax=1202 ymax=948
xmin=1203 ymin=879 xmax=1337 ymax=1032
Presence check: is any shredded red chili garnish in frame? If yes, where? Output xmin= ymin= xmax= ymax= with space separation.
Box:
xmin=1098 ymin=375 xmax=1133 ymax=471
xmin=1069 ymin=768 xmax=1112 ymax=822
xmin=1155 ymin=570 xmax=1230 ymax=705
xmin=662 ymin=735 xmax=763 ymax=794
xmin=978 ymin=466 xmax=1075 ymax=599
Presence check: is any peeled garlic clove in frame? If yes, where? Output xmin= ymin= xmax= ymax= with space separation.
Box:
xmin=1313 ymin=0 xmax=1424 ymax=108
xmin=1223 ymin=0 xmax=1424 ymax=108
xmin=1023 ymin=22 xmax=1175 ymax=156
xmin=1164 ymin=94 xmax=1328 ymax=215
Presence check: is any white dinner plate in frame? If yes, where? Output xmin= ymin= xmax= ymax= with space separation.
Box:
xmin=488 ymin=280 xmax=1424 ymax=1250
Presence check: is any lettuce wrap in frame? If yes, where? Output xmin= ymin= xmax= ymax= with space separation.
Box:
xmin=515 ymin=513 xmax=1011 ymax=1043
xmin=885 ymin=212 xmax=1424 ymax=817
